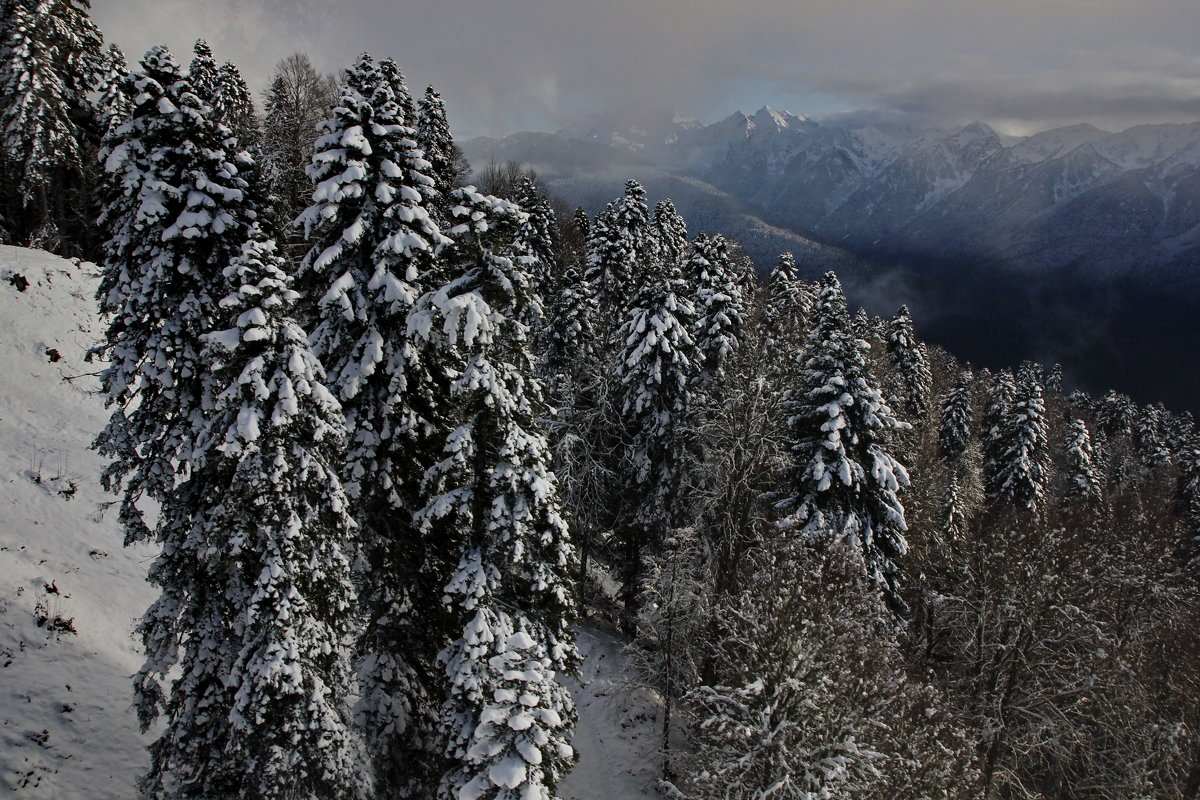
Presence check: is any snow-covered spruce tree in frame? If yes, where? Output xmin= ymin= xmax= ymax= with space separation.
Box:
xmin=981 ymin=369 xmax=1016 ymax=501
xmin=213 ymin=61 xmax=257 ymax=145
xmin=987 ymin=368 xmax=1049 ymax=513
xmin=760 ymin=251 xmax=809 ymax=372
xmin=584 ymin=180 xmax=654 ymax=326
xmin=538 ymin=260 xmax=596 ymax=407
xmin=296 ymin=52 xmax=448 ymax=797
xmin=141 ymin=233 xmax=360 ymax=799
xmin=885 ymin=305 xmax=933 ymax=422
xmin=1065 ymin=418 xmax=1102 ymax=501
xmin=412 ymin=187 xmax=578 ymax=800
xmin=513 ymin=177 xmax=559 ymax=283
xmin=89 ymin=45 xmax=287 ymax=798
xmin=571 ymin=206 xmax=590 ymax=242
xmin=0 ymin=0 xmax=103 ymax=244
xmin=1095 ymin=389 xmax=1137 ymax=438
xmin=95 ymin=43 xmax=130 ymax=156
xmin=94 ymin=44 xmax=257 ymax=544
xmin=1135 ymin=402 xmax=1172 ymax=468
xmin=187 ymin=40 xmax=218 ymax=104
xmin=939 ymin=371 xmax=974 ymax=463
xmin=416 ymin=86 xmax=468 ymax=210
xmin=652 ymin=198 xmax=688 ymax=275
xmin=775 ymin=271 xmax=910 ymax=612
xmin=1178 ymin=444 xmax=1200 ymax=572
xmin=688 ymin=232 xmax=745 ymax=385
xmin=614 ymin=249 xmax=700 ymax=633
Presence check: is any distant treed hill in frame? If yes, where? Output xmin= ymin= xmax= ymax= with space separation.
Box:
xmin=464 ymin=111 xmax=1200 ymax=414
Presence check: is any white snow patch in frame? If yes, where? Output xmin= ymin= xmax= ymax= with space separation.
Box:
xmin=0 ymin=246 xmax=156 ymax=796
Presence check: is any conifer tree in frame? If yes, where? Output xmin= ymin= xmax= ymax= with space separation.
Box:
xmin=571 ymin=206 xmax=590 ymax=241
xmin=885 ymin=305 xmax=933 ymax=421
xmin=0 ymin=0 xmax=103 ymax=244
xmin=1095 ymin=389 xmax=1136 ymax=438
xmin=296 ymin=52 xmax=448 ymax=796
xmin=939 ymin=371 xmax=974 ymax=463
xmin=1065 ymin=418 xmax=1101 ymax=501
xmin=94 ymin=44 xmax=256 ymax=539
xmin=1177 ymin=444 xmax=1200 ymax=571
xmin=186 ymin=39 xmax=218 ymax=106
xmin=377 ymin=58 xmax=416 ymax=124
xmin=95 ymin=43 xmax=129 ymax=152
xmin=614 ymin=238 xmax=700 ymax=632
xmin=91 ymin=45 xmax=284 ymax=798
xmin=761 ymin=252 xmax=809 ymax=368
xmin=688 ymin=232 xmax=745 ymax=384
xmin=415 ymin=85 xmax=467 ymax=207
xmin=514 ymin=176 xmax=559 ymax=276
xmin=988 ymin=369 xmax=1049 ymax=512
xmin=412 ymin=187 xmax=578 ymax=800
xmin=144 ymin=233 xmax=359 ymax=799
xmin=776 ymin=272 xmax=910 ymax=611
xmin=213 ymin=61 xmax=257 ymax=144
xmin=584 ymin=181 xmax=653 ymax=326
xmin=652 ymin=198 xmax=688 ymax=275
xmin=982 ymin=369 xmax=1017 ymax=500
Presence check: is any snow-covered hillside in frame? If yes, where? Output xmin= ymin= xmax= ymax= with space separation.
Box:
xmin=0 ymin=246 xmax=661 ymax=798
xmin=0 ymin=245 xmax=154 ymax=796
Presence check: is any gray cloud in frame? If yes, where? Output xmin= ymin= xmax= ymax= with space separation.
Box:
xmin=92 ymin=0 xmax=1200 ymax=138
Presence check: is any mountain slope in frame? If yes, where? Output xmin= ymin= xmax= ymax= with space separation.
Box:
xmin=0 ymin=246 xmax=155 ymax=796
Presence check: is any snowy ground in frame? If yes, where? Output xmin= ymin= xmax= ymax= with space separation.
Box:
xmin=560 ymin=621 xmax=663 ymax=800
xmin=0 ymin=245 xmax=663 ymax=798
xmin=0 ymin=245 xmax=155 ymax=796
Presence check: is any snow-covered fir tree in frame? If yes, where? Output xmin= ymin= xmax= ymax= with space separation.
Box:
xmin=584 ymin=180 xmax=653 ymax=327
xmin=1178 ymin=444 xmax=1200 ymax=572
xmin=416 ymin=85 xmax=467 ymax=209
xmin=614 ymin=242 xmax=700 ymax=633
xmin=1095 ymin=389 xmax=1137 ymax=438
xmin=95 ymin=43 xmax=129 ymax=156
xmin=144 ymin=232 xmax=360 ymax=799
xmin=91 ymin=44 xmax=305 ymax=798
xmin=1135 ymin=403 xmax=1172 ymax=468
xmin=412 ymin=187 xmax=578 ymax=800
xmin=688 ymin=232 xmax=745 ymax=385
xmin=187 ymin=40 xmax=217 ymax=100
xmin=885 ymin=304 xmax=933 ymax=421
xmin=939 ymin=371 xmax=974 ymax=463
xmin=94 ymin=43 xmax=256 ymax=540
xmin=760 ymin=251 xmax=809 ymax=370
xmin=1065 ymin=418 xmax=1102 ymax=501
xmin=984 ymin=369 xmax=1051 ymax=513
xmin=296 ymin=51 xmax=448 ymax=797
xmin=981 ymin=369 xmax=1017 ymax=501
xmin=571 ymin=206 xmax=590 ymax=241
xmin=213 ymin=61 xmax=257 ymax=144
xmin=513 ymin=176 xmax=559 ymax=283
xmin=0 ymin=0 xmax=103 ymax=241
xmin=775 ymin=272 xmax=910 ymax=611
xmin=987 ymin=368 xmax=1049 ymax=512
xmin=652 ymin=198 xmax=688 ymax=275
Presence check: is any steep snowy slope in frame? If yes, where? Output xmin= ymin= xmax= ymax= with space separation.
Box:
xmin=0 ymin=246 xmax=155 ymax=796
xmin=0 ymin=246 xmax=662 ymax=798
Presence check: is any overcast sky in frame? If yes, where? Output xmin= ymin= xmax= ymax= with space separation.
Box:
xmin=92 ymin=0 xmax=1200 ymax=138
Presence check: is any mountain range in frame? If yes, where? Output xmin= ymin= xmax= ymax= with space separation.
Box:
xmin=463 ymin=108 xmax=1200 ymax=413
